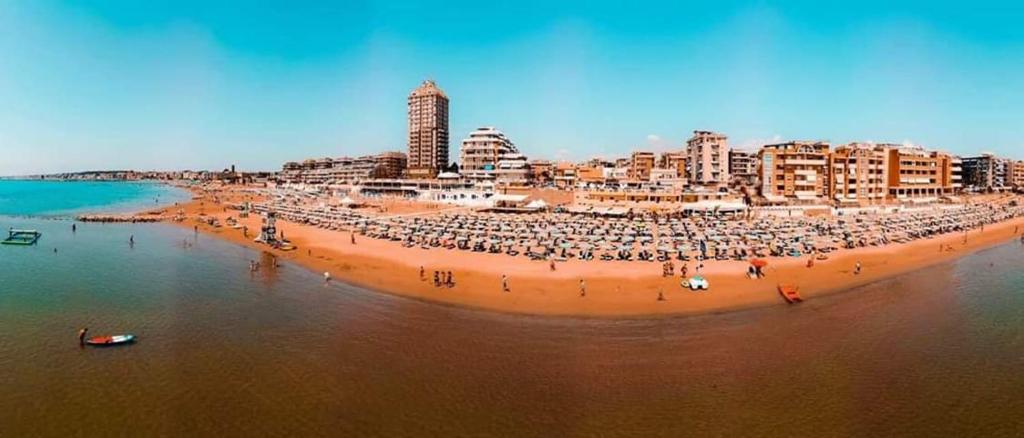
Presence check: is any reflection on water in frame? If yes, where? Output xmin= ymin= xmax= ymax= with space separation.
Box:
xmin=1 ymin=217 xmax=1023 ymax=437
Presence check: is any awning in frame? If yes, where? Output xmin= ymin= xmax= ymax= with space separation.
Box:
xmin=489 ymin=194 xmax=529 ymax=203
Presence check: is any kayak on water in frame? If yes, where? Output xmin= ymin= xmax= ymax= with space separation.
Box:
xmin=85 ymin=334 xmax=136 ymax=346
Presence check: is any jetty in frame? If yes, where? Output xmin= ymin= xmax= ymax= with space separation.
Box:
xmin=76 ymin=210 xmax=182 ymax=223
xmin=3 ymin=229 xmax=41 ymax=245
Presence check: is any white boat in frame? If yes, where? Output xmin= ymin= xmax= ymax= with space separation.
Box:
xmin=687 ymin=276 xmax=709 ymax=291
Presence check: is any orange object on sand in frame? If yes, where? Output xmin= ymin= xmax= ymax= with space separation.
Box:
xmin=750 ymin=259 xmax=768 ymax=268
xmin=778 ymin=284 xmax=803 ymax=304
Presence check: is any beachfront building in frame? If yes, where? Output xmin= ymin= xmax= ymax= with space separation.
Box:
xmin=1010 ymin=161 xmax=1024 ymax=189
xmin=407 ymin=80 xmax=450 ymax=179
xmin=758 ymin=141 xmax=831 ymax=204
xmin=553 ymin=163 xmax=578 ymax=189
xmin=629 ymin=151 xmax=656 ymax=181
xmin=459 ymin=127 xmax=518 ymax=182
xmin=280 ymin=152 xmax=407 ymax=184
xmin=572 ymin=187 xmax=746 ymax=215
xmin=962 ymin=153 xmax=1011 ymax=191
xmin=494 ymin=153 xmax=530 ymax=186
xmin=830 ymin=143 xmax=889 ymax=206
xmin=686 ymin=131 xmax=730 ymax=187
xmin=658 ymin=152 xmax=687 ymax=180
xmin=528 ymin=160 xmax=554 ymax=186
xmin=884 ymin=145 xmax=959 ymax=202
xmin=728 ymin=149 xmax=759 ymax=187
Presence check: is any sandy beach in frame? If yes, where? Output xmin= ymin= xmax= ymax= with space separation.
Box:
xmin=153 ymin=186 xmax=1024 ymax=317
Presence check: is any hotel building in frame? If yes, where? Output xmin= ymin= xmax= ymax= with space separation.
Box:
xmin=758 ymin=141 xmax=831 ymax=203
xmin=686 ymin=131 xmax=729 ymax=187
xmin=407 ymin=80 xmax=450 ymax=178
xmin=459 ymin=127 xmax=518 ymax=182
xmin=829 ymin=143 xmax=888 ymax=205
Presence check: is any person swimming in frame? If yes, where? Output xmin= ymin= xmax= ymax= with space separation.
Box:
xmin=78 ymin=328 xmax=88 ymax=345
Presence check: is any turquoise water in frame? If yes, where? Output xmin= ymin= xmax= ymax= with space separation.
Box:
xmin=0 ymin=180 xmax=189 ymax=217
xmin=1 ymin=184 xmax=1023 ymax=436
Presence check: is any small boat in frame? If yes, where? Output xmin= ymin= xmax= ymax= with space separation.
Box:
xmin=687 ymin=275 xmax=709 ymax=291
xmin=86 ymin=334 xmax=136 ymax=346
xmin=778 ymin=284 xmax=803 ymax=303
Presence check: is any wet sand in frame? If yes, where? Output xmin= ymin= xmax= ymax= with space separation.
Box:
xmin=165 ymin=188 xmax=1024 ymax=317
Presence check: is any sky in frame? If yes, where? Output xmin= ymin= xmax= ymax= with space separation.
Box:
xmin=1 ymin=1 xmax=1024 ymax=175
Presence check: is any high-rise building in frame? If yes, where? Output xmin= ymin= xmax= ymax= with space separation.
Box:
xmin=459 ymin=127 xmax=517 ymax=182
xmin=758 ymin=141 xmax=831 ymax=203
xmin=407 ymin=80 xmax=449 ymax=178
xmin=686 ymin=131 xmax=729 ymax=187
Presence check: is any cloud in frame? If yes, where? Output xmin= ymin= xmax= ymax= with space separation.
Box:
xmin=644 ymin=134 xmax=675 ymax=152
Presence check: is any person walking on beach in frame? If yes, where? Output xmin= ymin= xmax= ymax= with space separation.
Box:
xmin=419 ymin=266 xmax=425 ymax=281
xmin=807 ymin=257 xmax=814 ymax=268
xmin=501 ymin=275 xmax=510 ymax=293
xmin=72 ymin=223 xmax=76 ymax=233
xmin=550 ymin=259 xmax=556 ymax=272
xmin=855 ymin=261 xmax=862 ymax=275
xmin=681 ymin=263 xmax=688 ymax=278
xmin=129 ymin=235 xmax=134 ymax=247
xmin=579 ymin=279 xmax=586 ymax=297
xmin=446 ymin=271 xmax=453 ymax=288
xmin=350 ymin=232 xmax=356 ymax=245
xmin=433 ymin=271 xmax=440 ymax=287
xmin=323 ymin=271 xmax=331 ymax=283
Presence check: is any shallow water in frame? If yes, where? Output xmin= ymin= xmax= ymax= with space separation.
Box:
xmin=1 ymin=214 xmax=1023 ymax=436
xmin=0 ymin=180 xmax=189 ymax=217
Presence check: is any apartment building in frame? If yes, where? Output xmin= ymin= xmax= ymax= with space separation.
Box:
xmin=686 ymin=131 xmax=729 ymax=187
xmin=629 ymin=151 xmax=656 ymax=181
xmin=884 ymin=146 xmax=958 ymax=200
xmin=728 ymin=149 xmax=758 ymax=187
xmin=459 ymin=127 xmax=518 ymax=182
xmin=962 ymin=153 xmax=1011 ymax=190
xmin=658 ymin=152 xmax=687 ymax=180
xmin=758 ymin=141 xmax=831 ymax=203
xmin=407 ymin=80 xmax=450 ymax=178
xmin=830 ymin=143 xmax=888 ymax=205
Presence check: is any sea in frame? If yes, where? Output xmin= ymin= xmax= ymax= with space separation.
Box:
xmin=1 ymin=180 xmax=1023 ymax=437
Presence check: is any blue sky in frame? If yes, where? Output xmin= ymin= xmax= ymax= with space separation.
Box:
xmin=1 ymin=1 xmax=1023 ymax=175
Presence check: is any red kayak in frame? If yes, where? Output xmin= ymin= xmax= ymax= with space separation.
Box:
xmin=85 ymin=334 xmax=136 ymax=346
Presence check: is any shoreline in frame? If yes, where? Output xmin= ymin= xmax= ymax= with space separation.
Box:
xmin=145 ymin=187 xmax=1024 ymax=318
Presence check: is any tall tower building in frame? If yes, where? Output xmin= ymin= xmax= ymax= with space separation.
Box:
xmin=686 ymin=130 xmax=729 ymax=187
xmin=407 ymin=80 xmax=450 ymax=178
